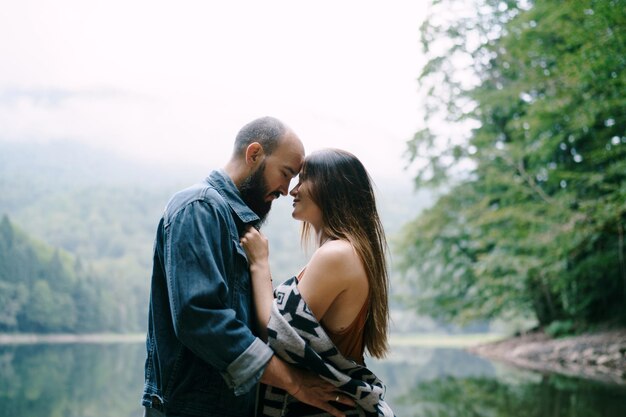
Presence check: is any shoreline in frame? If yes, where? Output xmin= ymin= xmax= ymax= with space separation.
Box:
xmin=468 ymin=328 xmax=626 ymax=385
xmin=0 ymin=332 xmax=499 ymax=347
xmin=0 ymin=332 xmax=501 ymax=347
xmin=0 ymin=332 xmax=145 ymax=345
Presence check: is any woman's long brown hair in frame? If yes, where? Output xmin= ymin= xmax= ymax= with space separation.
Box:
xmin=300 ymin=148 xmax=389 ymax=358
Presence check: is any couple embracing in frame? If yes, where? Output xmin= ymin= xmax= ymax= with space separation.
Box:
xmin=142 ymin=117 xmax=394 ymax=417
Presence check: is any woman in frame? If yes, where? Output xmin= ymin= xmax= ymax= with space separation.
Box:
xmin=241 ymin=148 xmax=393 ymax=416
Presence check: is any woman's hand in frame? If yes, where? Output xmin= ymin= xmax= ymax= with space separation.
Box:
xmin=240 ymin=226 xmax=270 ymax=267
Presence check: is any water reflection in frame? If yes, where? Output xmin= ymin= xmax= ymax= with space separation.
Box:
xmin=0 ymin=342 xmax=145 ymax=417
xmin=368 ymin=347 xmax=499 ymax=416
xmin=0 ymin=343 xmax=625 ymax=417
xmin=400 ymin=375 xmax=626 ymax=417
xmin=369 ymin=346 xmax=626 ymax=417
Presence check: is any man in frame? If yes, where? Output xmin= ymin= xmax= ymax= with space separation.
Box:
xmin=142 ymin=117 xmax=351 ymax=417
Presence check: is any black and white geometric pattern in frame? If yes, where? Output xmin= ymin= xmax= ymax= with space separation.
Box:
xmin=257 ymin=277 xmax=395 ymax=417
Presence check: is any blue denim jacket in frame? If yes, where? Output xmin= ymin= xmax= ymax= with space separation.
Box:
xmin=142 ymin=170 xmax=274 ymax=417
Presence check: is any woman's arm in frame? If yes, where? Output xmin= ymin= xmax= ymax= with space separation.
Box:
xmin=240 ymin=226 xmax=274 ymax=341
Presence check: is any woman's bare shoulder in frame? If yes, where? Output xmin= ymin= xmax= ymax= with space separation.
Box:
xmin=313 ymin=239 xmax=355 ymax=261
xmin=308 ymin=240 xmax=363 ymax=280
xmin=298 ymin=239 xmax=368 ymax=321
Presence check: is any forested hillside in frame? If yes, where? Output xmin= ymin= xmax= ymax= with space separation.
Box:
xmin=400 ymin=0 xmax=626 ymax=332
xmin=0 ymin=141 xmax=187 ymax=332
xmin=0 ymin=141 xmax=430 ymax=333
xmin=0 ymin=215 xmax=117 ymax=332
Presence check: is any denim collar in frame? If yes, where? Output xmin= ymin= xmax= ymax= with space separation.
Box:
xmin=206 ymin=170 xmax=260 ymax=228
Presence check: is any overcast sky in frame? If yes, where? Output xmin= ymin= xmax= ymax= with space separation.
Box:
xmin=0 ymin=0 xmax=428 ymax=183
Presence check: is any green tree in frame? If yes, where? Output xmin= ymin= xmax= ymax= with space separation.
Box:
xmin=401 ymin=0 xmax=626 ymax=327
xmin=0 ymin=281 xmax=28 ymax=328
xmin=21 ymin=280 xmax=77 ymax=332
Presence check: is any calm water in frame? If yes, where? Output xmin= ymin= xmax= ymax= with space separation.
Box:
xmin=1 ymin=342 xmax=625 ymax=417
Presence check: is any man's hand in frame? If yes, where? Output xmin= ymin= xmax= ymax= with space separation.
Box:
xmin=287 ymin=366 xmax=356 ymax=416
xmin=261 ymin=356 xmax=356 ymax=417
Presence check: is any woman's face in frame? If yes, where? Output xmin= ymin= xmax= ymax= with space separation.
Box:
xmin=289 ymin=176 xmax=323 ymax=227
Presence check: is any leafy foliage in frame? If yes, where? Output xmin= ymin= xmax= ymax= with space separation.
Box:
xmin=401 ymin=0 xmax=626 ymax=327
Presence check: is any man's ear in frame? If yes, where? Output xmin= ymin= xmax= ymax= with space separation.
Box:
xmin=245 ymin=142 xmax=265 ymax=167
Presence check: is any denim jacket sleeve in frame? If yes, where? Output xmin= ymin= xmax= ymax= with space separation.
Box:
xmin=164 ymin=199 xmax=273 ymax=395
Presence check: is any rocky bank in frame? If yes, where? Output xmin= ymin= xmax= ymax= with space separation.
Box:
xmin=468 ymin=329 xmax=626 ymax=385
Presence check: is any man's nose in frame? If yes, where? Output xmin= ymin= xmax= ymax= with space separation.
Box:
xmin=279 ymin=180 xmax=290 ymax=196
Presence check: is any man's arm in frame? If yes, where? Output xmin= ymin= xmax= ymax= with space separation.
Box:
xmin=165 ymin=200 xmax=271 ymax=395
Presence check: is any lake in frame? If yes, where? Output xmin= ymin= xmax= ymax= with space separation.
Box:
xmin=1 ymin=340 xmax=625 ymax=417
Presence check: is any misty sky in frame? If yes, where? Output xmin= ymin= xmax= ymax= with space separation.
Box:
xmin=0 ymin=0 xmax=428 ymax=183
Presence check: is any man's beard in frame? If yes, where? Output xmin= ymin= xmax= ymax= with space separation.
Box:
xmin=239 ymin=162 xmax=273 ymax=225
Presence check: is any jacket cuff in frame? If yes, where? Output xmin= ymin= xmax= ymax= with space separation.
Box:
xmin=221 ymin=337 xmax=273 ymax=396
